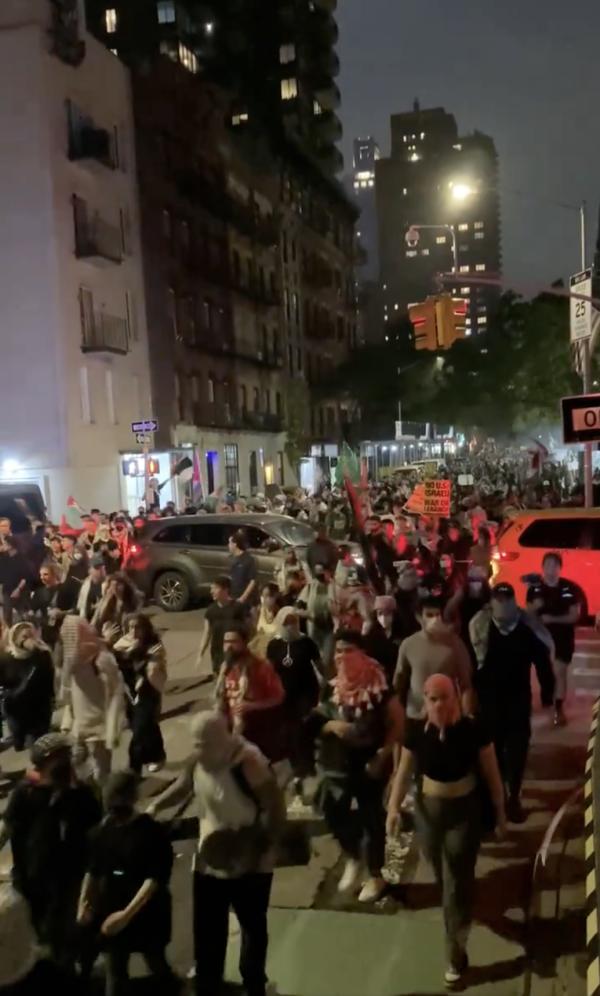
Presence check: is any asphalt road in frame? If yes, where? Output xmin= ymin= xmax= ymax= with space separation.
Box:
xmin=0 ymin=612 xmax=594 ymax=995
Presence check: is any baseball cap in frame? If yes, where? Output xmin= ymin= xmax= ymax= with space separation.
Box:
xmin=30 ymin=733 xmax=71 ymax=768
xmin=491 ymin=582 xmax=515 ymax=600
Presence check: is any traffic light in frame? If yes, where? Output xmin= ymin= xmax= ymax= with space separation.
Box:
xmin=408 ymin=297 xmax=438 ymax=351
xmin=436 ymin=295 xmax=467 ymax=349
xmin=147 ymin=458 xmax=160 ymax=475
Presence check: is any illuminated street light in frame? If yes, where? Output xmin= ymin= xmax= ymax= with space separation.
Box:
xmin=450 ymin=182 xmax=475 ymax=202
xmin=2 ymin=458 xmax=21 ymax=476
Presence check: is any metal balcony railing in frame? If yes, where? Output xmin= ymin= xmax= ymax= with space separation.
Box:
xmin=74 ymin=202 xmax=123 ymax=264
xmin=81 ymin=312 xmax=129 ymax=355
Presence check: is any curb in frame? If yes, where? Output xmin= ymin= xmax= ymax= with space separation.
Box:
xmin=586 ymin=699 xmax=600 ymax=996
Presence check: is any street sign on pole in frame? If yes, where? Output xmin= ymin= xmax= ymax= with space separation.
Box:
xmin=131 ymin=419 xmax=159 ymax=434
xmin=135 ymin=432 xmax=153 ymax=446
xmin=570 ymin=269 xmax=592 ymax=342
xmin=561 ymin=393 xmax=600 ymax=444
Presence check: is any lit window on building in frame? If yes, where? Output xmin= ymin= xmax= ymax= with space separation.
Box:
xmin=458 ymin=223 xmax=469 ymax=231
xmin=479 ymin=316 xmax=488 ymax=324
xmin=403 ymin=136 xmax=407 ymax=143
xmin=474 ymin=221 xmax=484 ymax=229
xmin=459 ymin=265 xmax=470 ymax=273
xmin=313 ymin=99 xmax=322 ymax=116
xmin=368 ymin=179 xmax=374 ymax=187
xmin=280 ymin=43 xmax=296 ymax=64
xmin=402 ymin=188 xmax=408 ymax=196
xmin=436 ymin=236 xmax=447 ymax=244
xmin=384 ymin=315 xmax=388 ymax=321
xmin=179 ymin=43 xmax=199 ymax=73
xmin=474 ymin=231 xmax=484 ymax=240
xmin=232 ymin=112 xmax=249 ymax=126
xmin=353 ymin=181 xmax=359 ymax=190
xmin=475 ymin=263 xmax=486 ymax=272
xmin=281 ymin=78 xmax=298 ymax=100
xmin=157 ymin=1 xmax=175 ymax=23
xmin=360 ymin=180 xmax=367 ymax=188
xmin=394 ymin=303 xmax=400 ymax=310
xmin=453 ymin=143 xmax=462 ymax=151
xmin=409 ymin=152 xmax=420 ymax=162
xmin=421 ymin=248 xmax=430 ymax=256
xmin=105 ymin=7 xmax=117 ymax=32
xmin=460 ymin=286 xmax=470 ymax=294
xmin=420 ymin=131 xmax=425 ymax=139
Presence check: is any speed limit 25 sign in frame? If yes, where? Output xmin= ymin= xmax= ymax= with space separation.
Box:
xmin=570 ymin=268 xmax=592 ymax=342
xmin=562 ymin=393 xmax=600 ymax=443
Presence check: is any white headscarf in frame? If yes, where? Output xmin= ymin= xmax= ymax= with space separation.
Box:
xmin=7 ymin=622 xmax=49 ymax=660
xmin=190 ymin=710 xmax=244 ymax=773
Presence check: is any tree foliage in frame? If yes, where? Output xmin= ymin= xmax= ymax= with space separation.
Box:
xmin=325 ymin=291 xmax=585 ymax=439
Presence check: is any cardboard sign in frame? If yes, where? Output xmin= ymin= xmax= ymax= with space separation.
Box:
xmin=404 ymin=483 xmax=425 ymax=514
xmin=424 ymin=479 xmax=451 ymax=516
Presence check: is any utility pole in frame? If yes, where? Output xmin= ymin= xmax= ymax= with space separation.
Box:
xmin=580 ymin=201 xmax=594 ymax=508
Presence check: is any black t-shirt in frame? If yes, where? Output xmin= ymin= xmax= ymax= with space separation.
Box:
xmin=266 ymin=635 xmax=321 ymax=706
xmin=527 ymin=578 xmax=581 ymax=662
xmin=404 ymin=716 xmax=491 ymax=783
xmin=5 ymin=780 xmax=102 ymax=900
xmin=229 ymin=551 xmax=258 ymax=603
xmin=205 ymin=600 xmax=247 ymax=669
xmin=88 ymin=813 xmax=173 ymax=950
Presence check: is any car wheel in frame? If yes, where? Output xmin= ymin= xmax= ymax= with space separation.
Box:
xmin=154 ymin=571 xmax=190 ymax=612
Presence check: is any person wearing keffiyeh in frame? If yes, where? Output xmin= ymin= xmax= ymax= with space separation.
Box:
xmin=306 ymin=630 xmax=402 ymax=904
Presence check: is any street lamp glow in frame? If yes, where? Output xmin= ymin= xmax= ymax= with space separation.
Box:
xmin=2 ymin=458 xmax=21 ymax=476
xmin=450 ymin=182 xmax=475 ymax=202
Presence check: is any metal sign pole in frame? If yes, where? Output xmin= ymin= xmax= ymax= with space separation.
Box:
xmin=583 ymin=339 xmax=594 ymax=508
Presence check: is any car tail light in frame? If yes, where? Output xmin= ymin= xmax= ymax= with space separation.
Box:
xmin=492 ymin=548 xmax=519 ymax=562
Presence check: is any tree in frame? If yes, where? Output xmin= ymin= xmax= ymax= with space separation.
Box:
xmin=320 ymin=291 xmax=582 ymax=440
xmin=284 ymin=379 xmax=311 ymax=476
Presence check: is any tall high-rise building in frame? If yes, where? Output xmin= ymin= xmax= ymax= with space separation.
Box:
xmin=376 ymin=103 xmax=502 ymax=337
xmin=85 ymin=0 xmax=344 ymax=175
xmin=86 ymin=0 xmax=358 ymax=485
xmin=351 ymin=136 xmax=379 ymax=279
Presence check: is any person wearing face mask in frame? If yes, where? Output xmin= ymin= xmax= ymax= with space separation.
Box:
xmin=0 ymin=734 xmax=101 ymax=971
xmin=78 ymin=772 xmax=177 ymax=995
xmin=147 ymin=711 xmax=285 ymax=996
xmin=394 ymin=595 xmax=475 ymax=739
xmin=444 ymin=567 xmax=491 ymax=669
xmin=306 ymin=631 xmax=402 ymax=903
xmin=267 ymin=609 xmax=321 ymax=797
xmin=387 ymin=675 xmax=506 ymax=988
xmin=469 ymin=584 xmax=555 ymax=824
xmin=363 ymin=595 xmax=402 ymax=685
xmin=214 ymin=626 xmax=285 ymax=763
xmin=394 ymin=563 xmax=422 ymax=642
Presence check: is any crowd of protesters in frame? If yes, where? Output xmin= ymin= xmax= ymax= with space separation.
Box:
xmin=0 ymin=446 xmax=587 ymax=994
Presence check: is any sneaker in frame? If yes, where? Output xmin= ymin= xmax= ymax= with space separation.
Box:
xmin=506 ymin=796 xmax=526 ymax=824
xmin=444 ymin=952 xmax=468 ymax=987
xmin=358 ymin=876 xmax=386 ymax=903
xmin=337 ymin=857 xmax=363 ymax=893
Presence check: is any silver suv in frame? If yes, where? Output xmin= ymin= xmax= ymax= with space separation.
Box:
xmin=127 ymin=513 xmax=316 ymax=612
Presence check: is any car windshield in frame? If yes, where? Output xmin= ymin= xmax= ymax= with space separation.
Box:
xmin=271 ymin=519 xmax=315 ymax=547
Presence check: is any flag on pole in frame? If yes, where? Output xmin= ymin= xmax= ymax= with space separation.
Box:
xmin=192 ymin=448 xmax=203 ymax=499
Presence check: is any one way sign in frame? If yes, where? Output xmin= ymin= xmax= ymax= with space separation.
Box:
xmin=132 ymin=419 xmax=159 ymax=434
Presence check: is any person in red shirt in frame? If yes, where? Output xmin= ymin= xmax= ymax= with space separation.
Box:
xmin=215 ymin=626 xmax=285 ymax=763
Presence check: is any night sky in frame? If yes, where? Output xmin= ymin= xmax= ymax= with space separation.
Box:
xmin=337 ymin=0 xmax=600 ymax=292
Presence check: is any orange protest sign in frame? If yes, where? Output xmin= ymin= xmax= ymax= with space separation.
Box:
xmin=424 ymin=479 xmax=451 ymax=516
